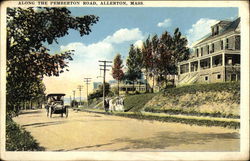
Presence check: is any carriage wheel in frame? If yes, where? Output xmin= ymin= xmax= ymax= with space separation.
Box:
xmin=46 ymin=108 xmax=49 ymax=117
xmin=49 ymin=107 xmax=52 ymax=118
xmin=65 ymin=107 xmax=68 ymax=118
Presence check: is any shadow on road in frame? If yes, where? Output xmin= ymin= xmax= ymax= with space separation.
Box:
xmin=19 ymin=110 xmax=43 ymax=115
xmin=22 ymin=121 xmax=67 ymax=128
xmin=112 ymin=131 xmax=240 ymax=151
xmin=57 ymin=143 xmax=114 ymax=151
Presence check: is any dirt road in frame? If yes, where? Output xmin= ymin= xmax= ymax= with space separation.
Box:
xmin=13 ymin=109 xmax=239 ymax=151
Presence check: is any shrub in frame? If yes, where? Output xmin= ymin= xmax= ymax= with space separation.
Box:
xmin=6 ymin=116 xmax=44 ymax=151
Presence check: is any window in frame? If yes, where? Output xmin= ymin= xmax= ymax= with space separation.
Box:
xmin=212 ymin=28 xmax=214 ymax=36
xmin=196 ymin=48 xmax=199 ymax=57
xmin=207 ymin=45 xmax=209 ymax=54
xmin=220 ymin=40 xmax=224 ymax=50
xmin=211 ymin=43 xmax=215 ymax=53
xmin=205 ymin=76 xmax=209 ymax=81
xmin=217 ymin=74 xmax=221 ymax=79
xmin=225 ymin=38 xmax=229 ymax=49
xmin=231 ymin=74 xmax=237 ymax=81
xmin=216 ymin=26 xmax=219 ymax=35
xmin=227 ymin=57 xmax=232 ymax=65
xmin=201 ymin=47 xmax=203 ymax=56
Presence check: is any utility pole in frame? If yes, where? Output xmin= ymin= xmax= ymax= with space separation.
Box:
xmin=99 ymin=60 xmax=112 ymax=112
xmin=70 ymin=96 xmax=72 ymax=107
xmin=77 ymin=85 xmax=83 ymax=106
xmin=73 ymin=90 xmax=76 ymax=107
xmin=84 ymin=77 xmax=92 ymax=107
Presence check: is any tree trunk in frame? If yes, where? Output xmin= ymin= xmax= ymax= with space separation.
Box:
xmin=133 ymin=81 xmax=135 ymax=93
xmin=145 ymin=72 xmax=149 ymax=93
xmin=165 ymin=74 xmax=168 ymax=88
xmin=117 ymin=80 xmax=120 ymax=96
xmin=152 ymin=75 xmax=155 ymax=93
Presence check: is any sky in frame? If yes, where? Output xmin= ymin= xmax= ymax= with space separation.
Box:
xmin=43 ymin=7 xmax=238 ymax=99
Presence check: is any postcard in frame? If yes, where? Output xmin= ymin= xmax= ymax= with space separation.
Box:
xmin=0 ymin=0 xmax=249 ymax=160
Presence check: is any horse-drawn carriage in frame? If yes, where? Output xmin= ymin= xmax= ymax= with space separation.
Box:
xmin=46 ymin=93 xmax=68 ymax=118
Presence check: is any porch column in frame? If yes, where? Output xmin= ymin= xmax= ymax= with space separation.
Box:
xmin=222 ymin=53 xmax=225 ymax=66
xmin=198 ymin=60 xmax=200 ymax=71
xmin=189 ymin=62 xmax=191 ymax=73
xmin=210 ymin=57 xmax=213 ymax=68
xmin=178 ymin=64 xmax=180 ymax=75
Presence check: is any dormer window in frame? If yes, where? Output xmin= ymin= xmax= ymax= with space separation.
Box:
xmin=216 ymin=26 xmax=219 ymax=35
xmin=212 ymin=25 xmax=219 ymax=36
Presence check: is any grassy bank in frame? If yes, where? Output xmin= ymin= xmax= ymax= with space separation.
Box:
xmin=142 ymin=82 xmax=240 ymax=118
xmin=124 ymin=93 xmax=156 ymax=112
xmin=6 ymin=116 xmax=44 ymax=151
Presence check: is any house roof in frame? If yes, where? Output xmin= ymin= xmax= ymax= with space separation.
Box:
xmin=194 ymin=17 xmax=240 ymax=47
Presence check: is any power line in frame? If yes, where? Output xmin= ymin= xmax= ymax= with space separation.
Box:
xmin=98 ymin=60 xmax=112 ymax=112
xmin=84 ymin=77 xmax=92 ymax=107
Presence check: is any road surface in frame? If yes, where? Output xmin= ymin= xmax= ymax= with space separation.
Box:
xmin=13 ymin=109 xmax=239 ymax=151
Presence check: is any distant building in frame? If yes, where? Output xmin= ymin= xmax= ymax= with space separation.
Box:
xmin=93 ymin=82 xmax=102 ymax=89
xmin=177 ymin=17 xmax=240 ymax=85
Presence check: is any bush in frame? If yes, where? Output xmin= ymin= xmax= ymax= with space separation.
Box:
xmin=6 ymin=116 xmax=44 ymax=151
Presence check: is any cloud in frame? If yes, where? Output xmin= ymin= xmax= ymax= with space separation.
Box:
xmin=44 ymin=28 xmax=145 ymax=96
xmin=134 ymin=40 xmax=144 ymax=49
xmin=186 ymin=18 xmax=218 ymax=47
xmin=60 ymin=41 xmax=114 ymax=62
xmin=157 ymin=18 xmax=172 ymax=28
xmin=103 ymin=28 xmax=144 ymax=44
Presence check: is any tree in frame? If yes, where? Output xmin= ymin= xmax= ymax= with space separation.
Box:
xmin=112 ymin=53 xmax=124 ymax=96
xmin=141 ymin=36 xmax=153 ymax=92
xmin=89 ymin=83 xmax=111 ymax=100
xmin=141 ymin=29 xmax=189 ymax=90
xmin=7 ymin=7 xmax=99 ymax=114
xmin=126 ymin=44 xmax=142 ymax=91
xmin=155 ymin=28 xmax=189 ymax=88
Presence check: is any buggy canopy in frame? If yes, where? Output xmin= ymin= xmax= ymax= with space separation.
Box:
xmin=47 ymin=93 xmax=65 ymax=97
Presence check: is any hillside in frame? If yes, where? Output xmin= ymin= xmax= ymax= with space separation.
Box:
xmin=125 ymin=82 xmax=240 ymax=118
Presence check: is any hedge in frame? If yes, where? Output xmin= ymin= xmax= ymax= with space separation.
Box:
xmin=6 ymin=116 xmax=44 ymax=151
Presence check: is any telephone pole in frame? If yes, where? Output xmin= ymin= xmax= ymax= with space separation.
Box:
xmin=84 ymin=77 xmax=92 ymax=107
xmin=99 ymin=60 xmax=112 ymax=111
xmin=73 ymin=90 xmax=76 ymax=107
xmin=77 ymin=85 xmax=83 ymax=106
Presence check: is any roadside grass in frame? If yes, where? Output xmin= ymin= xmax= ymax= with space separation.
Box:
xmin=124 ymin=93 xmax=157 ymax=112
xmin=144 ymin=82 xmax=240 ymax=118
xmin=81 ymin=109 xmax=240 ymax=129
xmin=6 ymin=116 xmax=44 ymax=151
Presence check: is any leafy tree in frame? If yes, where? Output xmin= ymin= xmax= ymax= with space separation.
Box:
xmin=141 ymin=29 xmax=189 ymax=90
xmin=141 ymin=36 xmax=153 ymax=92
xmin=112 ymin=53 xmax=124 ymax=96
xmin=7 ymin=7 xmax=99 ymax=114
xmin=156 ymin=31 xmax=173 ymax=86
xmin=126 ymin=44 xmax=142 ymax=91
xmin=157 ymin=28 xmax=189 ymax=87
xmin=89 ymin=83 xmax=111 ymax=100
